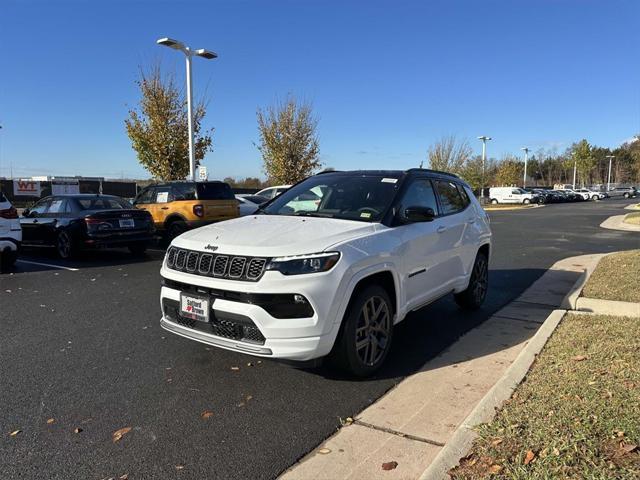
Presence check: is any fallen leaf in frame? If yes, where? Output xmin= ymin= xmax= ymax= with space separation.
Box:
xmin=230 ymin=366 xmax=240 ymax=371
xmin=119 ymin=475 xmax=129 ymax=480
xmin=46 ymin=418 xmax=55 ymax=424
xmin=488 ymin=464 xmax=502 ymax=474
xmin=112 ymin=427 xmax=132 ymax=443
xmin=524 ymin=450 xmax=536 ymax=465
xmin=571 ymin=355 xmax=588 ymax=362
xmin=621 ymin=443 xmax=638 ymax=453
xmin=9 ymin=430 xmax=21 ymax=437
xmin=318 ymin=448 xmax=331 ymax=454
xmin=247 ymin=362 xmax=253 ymax=367
xmin=201 ymin=411 xmax=214 ymax=419
xmin=74 ymin=427 xmax=83 ymax=433
xmin=175 ymin=465 xmax=185 ymax=470
xmin=382 ymin=461 xmax=398 ymax=471
xmin=246 ymin=395 xmax=253 ymax=401
xmin=553 ymin=447 xmax=560 ymax=456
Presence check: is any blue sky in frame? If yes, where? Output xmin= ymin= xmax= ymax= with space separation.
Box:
xmin=1 ymin=0 xmax=638 ymax=180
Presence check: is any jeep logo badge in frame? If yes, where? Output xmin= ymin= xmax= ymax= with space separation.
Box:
xmin=204 ymin=244 xmax=218 ymax=252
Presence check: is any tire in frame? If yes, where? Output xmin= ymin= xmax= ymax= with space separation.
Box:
xmin=0 ymin=249 xmax=18 ymax=271
xmin=128 ymin=243 xmax=147 ymax=256
xmin=56 ymin=230 xmax=75 ymax=259
xmin=454 ymin=251 xmax=489 ymax=310
xmin=166 ymin=220 xmax=187 ymax=242
xmin=523 ymin=198 xmax=531 ymax=205
xmin=491 ymin=199 xmax=499 ymax=204
xmin=329 ymin=285 xmax=394 ymax=377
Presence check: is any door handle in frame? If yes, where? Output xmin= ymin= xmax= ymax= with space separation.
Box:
xmin=437 ymin=226 xmax=447 ymax=233
xmin=161 ymin=207 xmax=169 ymax=210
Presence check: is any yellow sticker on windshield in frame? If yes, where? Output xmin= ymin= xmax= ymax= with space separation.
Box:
xmin=360 ymin=212 xmax=372 ymax=218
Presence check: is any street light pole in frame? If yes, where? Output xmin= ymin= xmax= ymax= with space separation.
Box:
xmin=572 ymin=158 xmax=577 ymax=189
xmin=477 ymin=136 xmax=492 ymax=198
xmin=157 ymin=37 xmax=218 ymax=182
xmin=521 ymin=147 xmax=530 ymax=188
xmin=605 ymin=155 xmax=615 ymax=192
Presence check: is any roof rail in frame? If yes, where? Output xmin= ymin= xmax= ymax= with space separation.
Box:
xmin=405 ymin=168 xmax=460 ymax=178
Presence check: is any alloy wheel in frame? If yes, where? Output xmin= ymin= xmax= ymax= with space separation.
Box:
xmin=57 ymin=231 xmax=72 ymax=258
xmin=355 ymin=296 xmax=391 ymax=367
xmin=471 ymin=255 xmax=488 ymax=304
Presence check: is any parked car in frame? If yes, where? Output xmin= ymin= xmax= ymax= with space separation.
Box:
xmin=608 ymin=186 xmax=638 ymax=199
xmin=0 ymin=191 xmax=21 ymax=270
xmin=256 ymin=185 xmax=290 ymax=200
xmin=235 ymin=194 xmax=269 ymax=216
xmin=133 ymin=181 xmax=239 ymax=240
xmin=585 ymin=189 xmax=606 ymax=200
xmin=20 ymin=194 xmax=154 ymax=258
xmin=159 ymin=169 xmax=492 ymax=376
xmin=489 ymin=187 xmax=538 ymax=204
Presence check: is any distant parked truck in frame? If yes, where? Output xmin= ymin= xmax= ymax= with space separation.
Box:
xmin=489 ymin=187 xmax=538 ymax=204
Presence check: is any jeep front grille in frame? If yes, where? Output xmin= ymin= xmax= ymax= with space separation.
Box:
xmin=166 ymin=247 xmax=268 ymax=282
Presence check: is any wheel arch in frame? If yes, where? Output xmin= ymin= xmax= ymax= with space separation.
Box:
xmin=339 ymin=268 xmax=400 ymax=325
xmin=163 ymin=213 xmax=188 ymax=229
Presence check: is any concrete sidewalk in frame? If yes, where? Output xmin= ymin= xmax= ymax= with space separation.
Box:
xmin=280 ymin=255 xmax=601 ymax=480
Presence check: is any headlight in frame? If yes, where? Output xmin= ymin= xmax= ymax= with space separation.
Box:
xmin=266 ymin=252 xmax=340 ymax=275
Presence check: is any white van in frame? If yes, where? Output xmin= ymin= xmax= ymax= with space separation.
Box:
xmin=489 ymin=187 xmax=537 ymax=204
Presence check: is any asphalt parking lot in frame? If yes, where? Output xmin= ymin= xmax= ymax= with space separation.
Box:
xmin=1 ymin=199 xmax=638 ymax=480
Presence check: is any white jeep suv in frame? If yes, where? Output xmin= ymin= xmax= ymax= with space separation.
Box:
xmin=160 ymin=170 xmax=492 ymax=376
xmin=0 ymin=191 xmax=21 ymax=271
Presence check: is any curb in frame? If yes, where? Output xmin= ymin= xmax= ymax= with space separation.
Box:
xmin=576 ymin=297 xmax=640 ymax=317
xmin=600 ymin=214 xmax=640 ymax=232
xmin=483 ymin=204 xmax=544 ymax=212
xmin=420 ymin=254 xmax=604 ymax=480
xmin=418 ymin=309 xmax=566 ymax=480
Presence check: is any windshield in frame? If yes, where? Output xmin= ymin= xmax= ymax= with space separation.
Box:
xmin=262 ymin=173 xmax=400 ymax=222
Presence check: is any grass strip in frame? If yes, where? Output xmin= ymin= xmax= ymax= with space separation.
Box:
xmin=582 ymin=250 xmax=640 ymax=303
xmin=450 ymin=313 xmax=640 ymax=479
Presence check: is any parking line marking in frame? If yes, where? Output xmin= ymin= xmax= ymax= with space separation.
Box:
xmin=17 ymin=260 xmax=80 ymax=272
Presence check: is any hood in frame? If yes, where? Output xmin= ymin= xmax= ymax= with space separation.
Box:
xmin=172 ymin=214 xmax=378 ymax=257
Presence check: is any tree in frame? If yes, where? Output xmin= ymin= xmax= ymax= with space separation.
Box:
xmin=427 ymin=135 xmax=472 ymax=174
xmin=459 ymin=155 xmax=485 ymax=192
xmin=256 ymin=95 xmax=321 ymax=184
xmin=494 ymin=155 xmax=523 ymax=186
xmin=125 ymin=64 xmax=213 ymax=180
xmin=568 ymin=139 xmax=596 ymax=187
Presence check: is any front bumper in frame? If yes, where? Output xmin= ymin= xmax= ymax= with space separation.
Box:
xmin=159 ymin=268 xmax=345 ymax=361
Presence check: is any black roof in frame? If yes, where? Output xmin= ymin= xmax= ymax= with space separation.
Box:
xmin=317 ymin=169 xmax=460 ymax=179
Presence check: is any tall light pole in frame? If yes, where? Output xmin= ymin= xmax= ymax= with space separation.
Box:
xmin=478 ymin=136 xmax=492 ymax=198
xmin=157 ymin=37 xmax=217 ymax=182
xmin=572 ymin=156 xmax=577 ymax=189
xmin=521 ymin=147 xmax=530 ymax=188
xmin=605 ymin=155 xmax=615 ymax=192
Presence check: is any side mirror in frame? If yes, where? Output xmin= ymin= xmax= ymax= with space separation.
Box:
xmin=403 ymin=206 xmax=436 ymax=223
xmin=22 ymin=208 xmax=31 ymax=217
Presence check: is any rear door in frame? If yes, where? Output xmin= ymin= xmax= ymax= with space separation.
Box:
xmin=433 ymin=179 xmax=470 ymax=284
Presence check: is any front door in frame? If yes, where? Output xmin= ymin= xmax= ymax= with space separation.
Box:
xmin=395 ymin=178 xmax=448 ymax=310
xmin=20 ymin=198 xmax=52 ymax=245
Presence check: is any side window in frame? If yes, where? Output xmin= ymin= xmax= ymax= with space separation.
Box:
xmin=435 ymin=180 xmax=466 ymax=215
xmin=154 ymin=186 xmax=174 ymax=204
xmin=135 ymin=187 xmax=154 ymax=204
xmin=29 ymin=198 xmax=52 ymax=216
xmin=457 ymin=184 xmax=471 ymax=208
xmin=172 ymin=184 xmax=196 ymax=200
xmin=400 ymin=178 xmax=439 ymax=213
xmin=511 ymin=189 xmax=521 ymax=195
xmin=47 ymin=199 xmax=69 ymax=214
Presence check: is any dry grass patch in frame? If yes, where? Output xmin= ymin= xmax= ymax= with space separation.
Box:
xmin=623 ymin=212 xmax=640 ymax=225
xmin=582 ymin=250 xmax=640 ymax=303
xmin=450 ymin=313 xmax=640 ymax=480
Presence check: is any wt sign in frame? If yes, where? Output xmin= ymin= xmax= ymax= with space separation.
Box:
xmin=13 ymin=180 xmax=41 ymax=197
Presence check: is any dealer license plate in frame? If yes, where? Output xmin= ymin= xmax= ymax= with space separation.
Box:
xmin=119 ymin=218 xmax=135 ymax=228
xmin=180 ymin=294 xmax=210 ymax=323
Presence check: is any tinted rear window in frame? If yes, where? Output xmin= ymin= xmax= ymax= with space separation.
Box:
xmin=76 ymin=197 xmax=131 ymax=210
xmin=196 ymin=182 xmax=234 ymax=200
